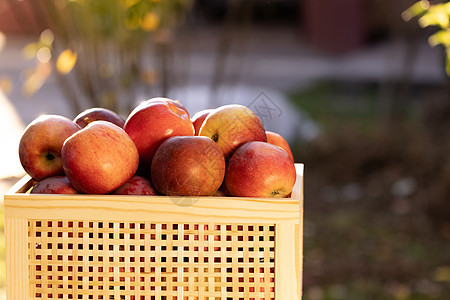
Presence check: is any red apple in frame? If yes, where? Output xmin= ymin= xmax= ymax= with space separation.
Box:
xmin=265 ymin=131 xmax=294 ymax=161
xmin=74 ymin=107 xmax=125 ymax=128
xmin=151 ymin=136 xmax=225 ymax=196
xmin=191 ymin=109 xmax=213 ymax=135
xmin=124 ymin=98 xmax=194 ymax=174
xmin=225 ymin=141 xmax=296 ymax=198
xmin=111 ymin=175 xmax=158 ymax=195
xmin=62 ymin=121 xmax=139 ymax=194
xmin=30 ymin=176 xmax=78 ymax=194
xmin=199 ymin=104 xmax=266 ymax=159
xmin=19 ymin=115 xmax=81 ymax=181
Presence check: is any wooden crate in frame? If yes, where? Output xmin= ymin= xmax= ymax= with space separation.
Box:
xmin=4 ymin=164 xmax=304 ymax=300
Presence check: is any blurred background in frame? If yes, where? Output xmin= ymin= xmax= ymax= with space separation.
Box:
xmin=1 ymin=0 xmax=450 ymax=299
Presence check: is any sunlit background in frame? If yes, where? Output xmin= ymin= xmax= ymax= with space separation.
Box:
xmin=1 ymin=0 xmax=450 ymax=299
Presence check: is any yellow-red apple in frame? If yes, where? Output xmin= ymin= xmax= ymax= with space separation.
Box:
xmin=151 ymin=136 xmax=225 ymax=196
xmin=265 ymin=130 xmax=294 ymax=161
xmin=19 ymin=115 xmax=81 ymax=181
xmin=199 ymin=104 xmax=266 ymax=159
xmin=124 ymin=98 xmax=194 ymax=174
xmin=191 ymin=109 xmax=213 ymax=135
xmin=225 ymin=141 xmax=296 ymax=197
xmin=112 ymin=175 xmax=158 ymax=195
xmin=62 ymin=121 xmax=139 ymax=194
xmin=31 ymin=176 xmax=78 ymax=194
xmin=74 ymin=107 xmax=125 ymax=128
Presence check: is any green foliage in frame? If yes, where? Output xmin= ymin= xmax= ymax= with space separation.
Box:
xmin=289 ymin=81 xmax=385 ymax=132
xmin=403 ymin=1 xmax=450 ymax=75
xmin=21 ymin=0 xmax=193 ymax=113
xmin=289 ymin=80 xmax=450 ymax=300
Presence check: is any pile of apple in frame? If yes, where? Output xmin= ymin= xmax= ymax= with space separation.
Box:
xmin=19 ymin=97 xmax=296 ymax=198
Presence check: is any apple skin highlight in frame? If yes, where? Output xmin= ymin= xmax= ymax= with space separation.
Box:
xmin=199 ymin=104 xmax=267 ymax=159
xmin=19 ymin=115 xmax=81 ymax=181
xmin=62 ymin=121 xmax=139 ymax=194
xmin=124 ymin=98 xmax=194 ymax=174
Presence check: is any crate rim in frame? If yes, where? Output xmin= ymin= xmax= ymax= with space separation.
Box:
xmin=5 ymin=163 xmax=304 ymax=204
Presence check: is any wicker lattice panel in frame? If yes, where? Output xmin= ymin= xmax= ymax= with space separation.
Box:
xmin=28 ymin=220 xmax=275 ymax=300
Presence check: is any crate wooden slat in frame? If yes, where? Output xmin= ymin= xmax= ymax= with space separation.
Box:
xmin=4 ymin=163 xmax=304 ymax=300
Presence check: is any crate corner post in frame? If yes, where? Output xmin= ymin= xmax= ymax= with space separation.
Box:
xmin=5 ymin=216 xmax=30 ymax=299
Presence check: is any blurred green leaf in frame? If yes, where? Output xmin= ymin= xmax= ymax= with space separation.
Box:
xmin=402 ymin=0 xmax=430 ymax=21
xmin=405 ymin=1 xmax=450 ymax=77
xmin=56 ymin=49 xmax=77 ymax=74
xmin=140 ymin=12 xmax=160 ymax=31
xmin=39 ymin=29 xmax=54 ymax=47
xmin=418 ymin=5 xmax=449 ymax=28
xmin=23 ymin=42 xmax=39 ymax=60
xmin=433 ymin=266 xmax=450 ymax=283
xmin=429 ymin=29 xmax=450 ymax=46
xmin=443 ymin=2 xmax=450 ymax=15
xmin=446 ymin=48 xmax=450 ymax=76
xmin=124 ymin=0 xmax=140 ymax=7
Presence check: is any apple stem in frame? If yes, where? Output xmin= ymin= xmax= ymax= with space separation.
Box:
xmin=212 ymin=133 xmax=219 ymax=142
xmin=46 ymin=153 xmax=56 ymax=161
xmin=271 ymin=190 xmax=280 ymax=196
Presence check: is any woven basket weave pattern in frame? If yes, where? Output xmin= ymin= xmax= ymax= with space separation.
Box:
xmin=29 ymin=220 xmax=275 ymax=299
